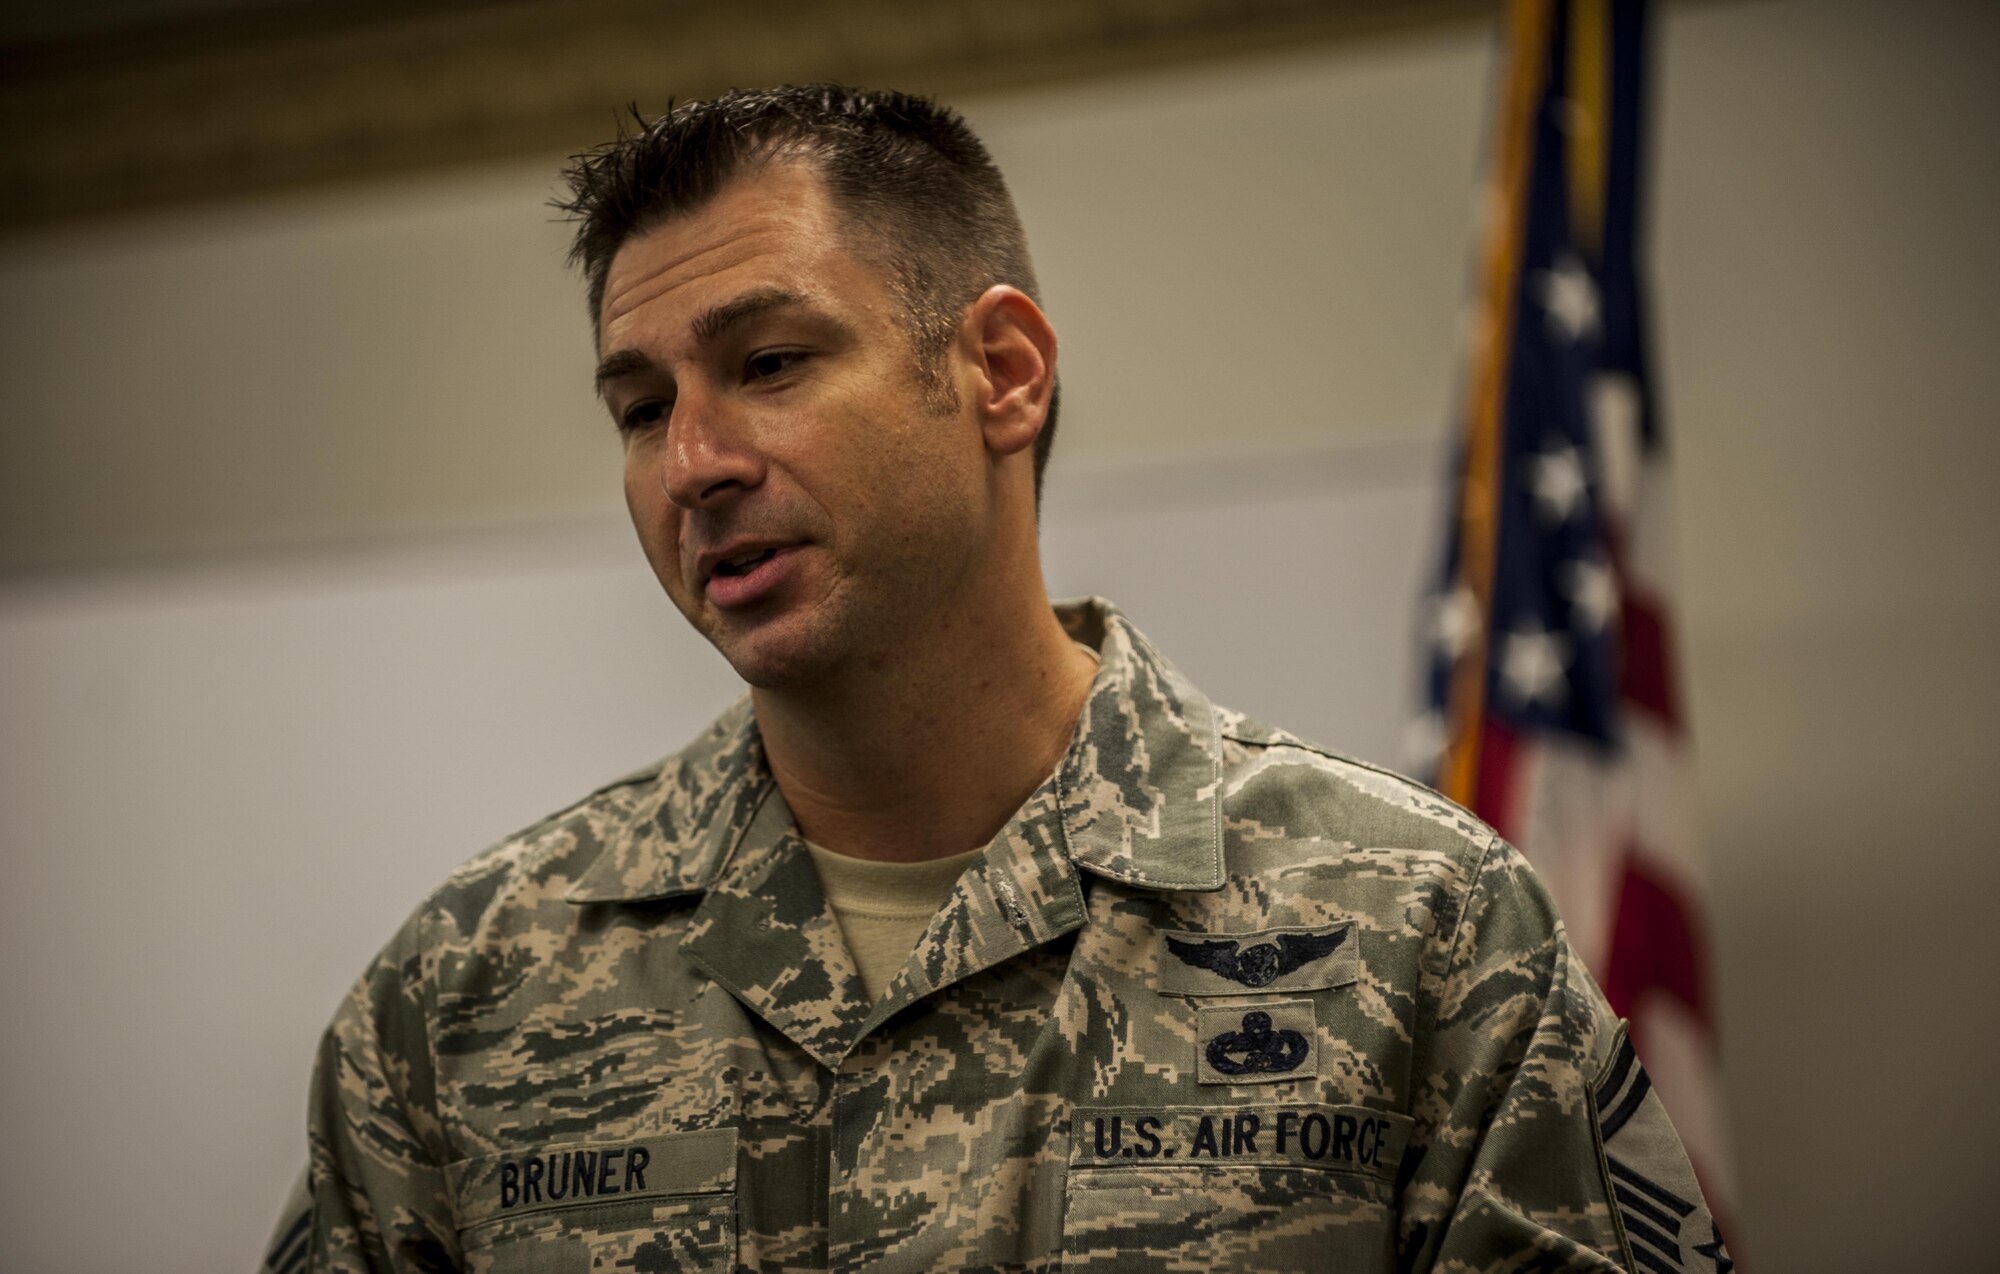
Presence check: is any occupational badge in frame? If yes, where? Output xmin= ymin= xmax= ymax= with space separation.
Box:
xmin=1195 ymin=1000 xmax=1317 ymax=1084
xmin=1160 ymin=922 xmax=1359 ymax=995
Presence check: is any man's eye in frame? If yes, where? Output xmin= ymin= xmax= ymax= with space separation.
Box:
xmin=745 ymin=349 xmax=806 ymax=381
xmin=619 ymin=399 xmax=669 ymax=432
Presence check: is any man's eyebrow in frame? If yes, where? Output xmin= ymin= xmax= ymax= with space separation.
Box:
xmin=690 ymin=287 xmax=807 ymax=347
xmin=592 ymin=348 xmax=655 ymax=399
xmin=593 ymin=288 xmax=810 ymax=399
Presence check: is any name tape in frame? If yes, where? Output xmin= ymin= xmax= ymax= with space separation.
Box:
xmin=449 ymin=1128 xmax=738 ymax=1229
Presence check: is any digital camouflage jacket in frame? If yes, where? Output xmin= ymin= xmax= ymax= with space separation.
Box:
xmin=295 ymin=599 xmax=1726 ymax=1272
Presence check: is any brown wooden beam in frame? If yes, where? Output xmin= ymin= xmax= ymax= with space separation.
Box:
xmin=0 ymin=0 xmax=1492 ymax=231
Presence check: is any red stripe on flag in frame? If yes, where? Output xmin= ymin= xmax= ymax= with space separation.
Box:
xmin=1473 ymin=719 xmax=1523 ymax=840
xmin=1601 ymin=847 xmax=1713 ymax=1037
xmin=1618 ymin=585 xmax=1684 ymax=732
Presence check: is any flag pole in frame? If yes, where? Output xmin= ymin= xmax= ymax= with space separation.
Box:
xmin=1441 ymin=0 xmax=1554 ymax=806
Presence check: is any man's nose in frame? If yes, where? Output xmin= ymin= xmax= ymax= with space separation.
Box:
xmin=660 ymin=388 xmax=764 ymax=509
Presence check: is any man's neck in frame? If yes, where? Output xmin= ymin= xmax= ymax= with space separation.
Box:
xmin=750 ymin=590 xmax=1098 ymax=864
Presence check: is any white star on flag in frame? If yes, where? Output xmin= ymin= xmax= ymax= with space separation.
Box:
xmin=1500 ymin=622 xmax=1570 ymax=708
xmin=1530 ymin=444 xmax=1588 ymax=523
xmin=1535 ymin=251 xmax=1601 ymax=343
xmin=1430 ymin=584 xmax=1484 ymax=659
xmin=1561 ymin=556 xmax=1619 ymax=632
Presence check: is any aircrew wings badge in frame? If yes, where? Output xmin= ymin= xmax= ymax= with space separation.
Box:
xmin=1160 ymin=922 xmax=1359 ymax=995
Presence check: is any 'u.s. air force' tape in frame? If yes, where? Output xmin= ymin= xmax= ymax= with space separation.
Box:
xmin=1070 ymin=1105 xmax=1412 ymax=1179
xmin=1159 ymin=922 xmax=1358 ymax=995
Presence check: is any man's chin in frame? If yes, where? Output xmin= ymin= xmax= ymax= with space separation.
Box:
xmin=704 ymin=612 xmax=842 ymax=692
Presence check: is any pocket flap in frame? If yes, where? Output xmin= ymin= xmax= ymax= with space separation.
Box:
xmin=449 ymin=1127 xmax=737 ymax=1229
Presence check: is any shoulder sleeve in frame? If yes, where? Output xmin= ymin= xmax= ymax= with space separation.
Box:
xmin=260 ymin=1165 xmax=312 ymax=1274
xmin=1400 ymin=836 xmax=1727 ymax=1273
xmin=306 ymin=907 xmax=459 ymax=1272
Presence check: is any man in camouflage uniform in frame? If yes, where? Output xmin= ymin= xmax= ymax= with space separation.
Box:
xmin=272 ymin=86 xmax=1727 ymax=1272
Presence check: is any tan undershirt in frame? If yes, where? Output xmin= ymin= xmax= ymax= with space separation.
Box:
xmin=804 ymin=641 xmax=1100 ymax=1002
xmin=805 ymin=841 xmax=986 ymax=1001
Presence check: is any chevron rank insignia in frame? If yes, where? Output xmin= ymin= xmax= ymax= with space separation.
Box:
xmin=1594 ymin=1029 xmax=1733 ymax=1272
xmin=1160 ymin=922 xmax=1359 ymax=995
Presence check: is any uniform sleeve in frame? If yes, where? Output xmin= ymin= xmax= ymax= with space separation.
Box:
xmin=1399 ymin=836 xmax=1729 ymax=1273
xmin=306 ymin=910 xmax=460 ymax=1272
xmin=260 ymin=1165 xmax=312 ymax=1274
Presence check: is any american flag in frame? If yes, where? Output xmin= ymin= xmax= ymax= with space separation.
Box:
xmin=1415 ymin=0 xmax=1738 ymax=1241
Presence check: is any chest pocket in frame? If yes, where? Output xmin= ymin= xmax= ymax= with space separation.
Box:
xmin=448 ymin=1127 xmax=736 ymax=1274
xmin=1061 ymin=1106 xmax=1406 ymax=1270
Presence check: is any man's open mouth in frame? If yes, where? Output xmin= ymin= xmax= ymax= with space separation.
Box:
xmin=711 ymin=548 xmax=779 ymax=578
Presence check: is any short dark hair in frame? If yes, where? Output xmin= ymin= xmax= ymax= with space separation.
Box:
xmin=556 ymin=84 xmax=1061 ymax=502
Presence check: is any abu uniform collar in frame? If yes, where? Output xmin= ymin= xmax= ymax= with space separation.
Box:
xmin=563 ymin=596 xmax=1225 ymax=905
xmin=1048 ymin=597 xmax=1225 ymax=891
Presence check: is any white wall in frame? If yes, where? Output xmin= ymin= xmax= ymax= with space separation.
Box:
xmin=1 ymin=0 xmax=1996 ymax=1268
xmin=1655 ymin=4 xmax=2000 ymax=1265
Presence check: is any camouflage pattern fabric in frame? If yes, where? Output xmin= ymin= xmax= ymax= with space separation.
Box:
xmin=301 ymin=598 xmax=1724 ymax=1272
xmin=263 ymin=1168 xmax=312 ymax=1274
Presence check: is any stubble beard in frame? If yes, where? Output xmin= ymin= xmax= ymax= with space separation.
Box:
xmin=707 ymin=493 xmax=987 ymax=703
xmin=704 ymin=589 xmax=853 ymax=693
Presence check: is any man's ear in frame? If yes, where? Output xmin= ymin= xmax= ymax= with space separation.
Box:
xmin=961 ymin=285 xmax=1057 ymax=459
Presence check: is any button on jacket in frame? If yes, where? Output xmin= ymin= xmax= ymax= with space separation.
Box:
xmin=308 ymin=599 xmax=1723 ymax=1272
